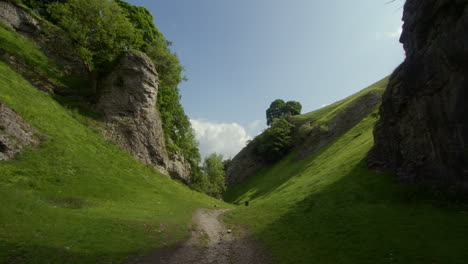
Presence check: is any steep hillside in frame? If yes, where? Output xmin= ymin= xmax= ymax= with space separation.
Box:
xmin=226 ymin=78 xmax=388 ymax=185
xmin=0 ymin=61 xmax=228 ymax=264
xmin=0 ymin=0 xmax=200 ymax=183
xmin=224 ymin=81 xmax=468 ymax=264
xmin=0 ymin=9 xmax=228 ymax=264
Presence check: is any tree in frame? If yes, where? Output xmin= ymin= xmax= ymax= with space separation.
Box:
xmin=114 ymin=0 xmax=159 ymax=46
xmin=284 ymin=101 xmax=302 ymax=116
xmin=192 ymin=153 xmax=226 ymax=198
xmin=49 ymin=0 xmax=143 ymax=93
xmin=202 ymin=153 xmax=226 ymax=198
xmin=266 ymin=99 xmax=286 ymax=126
xmin=266 ymin=99 xmax=302 ymax=126
xmin=256 ymin=118 xmax=294 ymax=162
xmin=223 ymin=158 xmax=232 ymax=173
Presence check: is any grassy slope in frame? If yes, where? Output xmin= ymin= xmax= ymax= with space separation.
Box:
xmin=292 ymin=77 xmax=388 ymax=125
xmin=0 ymin=26 xmax=229 ymax=264
xmin=224 ymin=82 xmax=468 ymax=264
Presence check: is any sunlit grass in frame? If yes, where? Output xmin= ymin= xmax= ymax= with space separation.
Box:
xmin=0 ymin=43 xmax=229 ymax=263
xmin=225 ymin=84 xmax=468 ymax=264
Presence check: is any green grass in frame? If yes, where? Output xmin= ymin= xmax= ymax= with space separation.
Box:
xmin=0 ymin=58 xmax=230 ymax=263
xmin=0 ymin=24 xmax=57 ymax=78
xmin=292 ymin=77 xmax=388 ymax=125
xmin=225 ymin=97 xmax=468 ymax=263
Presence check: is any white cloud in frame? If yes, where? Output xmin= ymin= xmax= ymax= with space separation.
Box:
xmin=247 ymin=119 xmax=265 ymax=137
xmin=321 ymin=104 xmax=329 ymax=108
xmin=248 ymin=120 xmax=262 ymax=131
xmin=376 ymin=25 xmax=403 ymax=39
xmin=190 ymin=119 xmax=252 ymax=159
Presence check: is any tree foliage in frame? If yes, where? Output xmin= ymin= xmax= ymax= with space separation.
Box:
xmin=266 ymin=99 xmax=302 ymax=126
xmin=285 ymin=101 xmax=302 ymax=116
xmin=19 ymin=0 xmax=64 ymax=18
xmin=115 ymin=0 xmax=199 ymax=167
xmin=48 ymin=0 xmax=143 ymax=92
xmin=266 ymin=99 xmax=286 ymax=126
xmin=192 ymin=153 xmax=226 ymax=198
xmin=27 ymin=0 xmax=201 ymax=184
xmin=255 ymin=118 xmax=294 ymax=162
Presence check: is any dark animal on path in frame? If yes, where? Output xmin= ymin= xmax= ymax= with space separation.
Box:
xmin=245 ymin=201 xmax=249 ymax=206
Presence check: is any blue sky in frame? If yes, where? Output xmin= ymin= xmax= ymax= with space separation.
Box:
xmin=126 ymin=0 xmax=405 ymax=158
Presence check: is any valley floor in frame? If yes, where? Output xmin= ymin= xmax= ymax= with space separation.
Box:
xmin=128 ymin=209 xmax=270 ymax=264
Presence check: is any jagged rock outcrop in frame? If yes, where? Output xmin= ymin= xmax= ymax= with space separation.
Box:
xmin=0 ymin=1 xmax=87 ymax=83
xmin=0 ymin=2 xmax=192 ymax=182
xmin=0 ymin=103 xmax=40 ymax=160
xmin=0 ymin=1 xmax=40 ymax=35
xmin=226 ymin=88 xmax=383 ymax=185
xmin=96 ymin=51 xmax=191 ymax=183
xmin=368 ymin=0 xmax=468 ymax=190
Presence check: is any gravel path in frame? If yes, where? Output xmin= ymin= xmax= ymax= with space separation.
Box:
xmin=128 ymin=209 xmax=270 ymax=264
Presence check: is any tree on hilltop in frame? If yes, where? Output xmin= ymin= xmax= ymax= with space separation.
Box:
xmin=266 ymin=99 xmax=302 ymax=126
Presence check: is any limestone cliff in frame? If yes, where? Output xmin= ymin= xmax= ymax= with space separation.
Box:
xmin=96 ymin=51 xmax=191 ymax=183
xmin=368 ymin=0 xmax=468 ymax=190
xmin=0 ymin=1 xmax=192 ymax=183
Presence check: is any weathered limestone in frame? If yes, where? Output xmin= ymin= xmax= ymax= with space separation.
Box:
xmin=0 ymin=103 xmax=40 ymax=160
xmin=97 ymin=51 xmax=192 ymax=183
xmin=368 ymin=0 xmax=468 ymax=190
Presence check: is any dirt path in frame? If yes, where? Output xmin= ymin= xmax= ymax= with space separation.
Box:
xmin=128 ymin=209 xmax=270 ymax=264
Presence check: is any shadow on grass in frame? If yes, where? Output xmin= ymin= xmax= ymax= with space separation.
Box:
xmin=51 ymin=94 xmax=100 ymax=122
xmin=0 ymin=241 xmax=121 ymax=264
xmin=246 ymin=160 xmax=468 ymax=264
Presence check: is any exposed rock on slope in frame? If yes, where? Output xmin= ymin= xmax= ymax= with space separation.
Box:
xmin=226 ymin=86 xmax=384 ymax=185
xmin=0 ymin=2 xmax=192 ymax=182
xmin=0 ymin=1 xmax=40 ymax=35
xmin=369 ymin=0 xmax=468 ymax=189
xmin=0 ymin=0 xmax=87 ymax=82
xmin=0 ymin=103 xmax=40 ymax=160
xmin=294 ymin=89 xmax=382 ymax=160
xmin=225 ymin=140 xmax=267 ymax=186
xmin=97 ymin=51 xmax=191 ymax=183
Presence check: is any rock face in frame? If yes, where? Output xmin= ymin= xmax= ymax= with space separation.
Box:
xmin=226 ymin=87 xmax=383 ymax=185
xmin=0 ymin=103 xmax=40 ymax=160
xmin=0 ymin=1 xmax=87 ymax=83
xmin=368 ymin=0 xmax=468 ymax=190
xmin=0 ymin=1 xmax=40 ymax=35
xmin=97 ymin=51 xmax=191 ymax=183
xmin=225 ymin=140 xmax=267 ymax=186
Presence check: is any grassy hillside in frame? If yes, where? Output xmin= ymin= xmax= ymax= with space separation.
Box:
xmin=224 ymin=82 xmax=468 ymax=264
xmin=292 ymin=77 xmax=388 ymax=125
xmin=0 ymin=27 xmax=228 ymax=264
